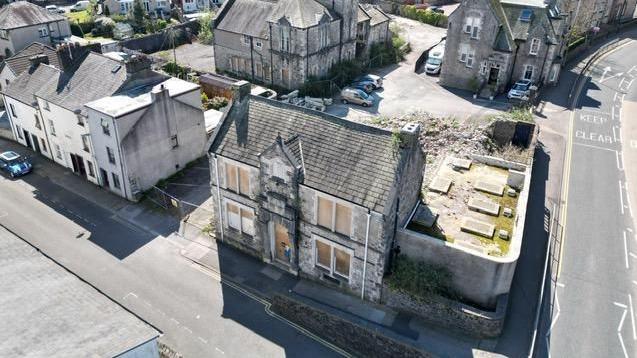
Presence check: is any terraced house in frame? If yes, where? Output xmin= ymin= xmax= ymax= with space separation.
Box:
xmin=208 ymin=81 xmax=425 ymax=301
xmin=440 ymin=0 xmax=566 ymax=97
xmin=212 ymin=0 xmax=390 ymax=90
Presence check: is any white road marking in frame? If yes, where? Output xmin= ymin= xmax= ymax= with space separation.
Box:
xmin=170 ymin=318 xmax=180 ymax=325
xmin=196 ymin=315 xmax=200 ymax=319
xmin=627 ymin=78 xmax=634 ymax=89
xmin=613 ymin=126 xmax=621 ymax=143
xmin=624 ymin=231 xmax=630 ymax=269
xmin=198 ymin=337 xmax=208 ymax=344
xmin=630 ymin=252 xmax=637 ymax=259
xmin=629 ymin=294 xmax=636 ymax=340
xmin=633 ymin=280 xmax=637 ymax=287
xmin=625 ymin=181 xmax=634 ymax=219
xmin=143 ymin=300 xmax=152 ymax=307
xmin=620 ymin=181 xmax=626 ymax=215
xmin=615 ymin=302 xmax=628 ymax=309
xmin=616 ymin=302 xmax=630 ymax=358
xmin=573 ymin=142 xmax=617 ymax=152
xmin=616 ymin=151 xmax=624 ymax=170
xmin=183 ymin=326 xmax=193 ymax=334
xmin=612 ymin=105 xmax=616 ymax=120
xmin=0 ymin=211 xmax=7 ymax=218
xmin=557 ymin=282 xmax=565 ymax=288
xmin=123 ymin=292 xmax=138 ymax=300
xmin=215 ymin=347 xmax=225 ymax=354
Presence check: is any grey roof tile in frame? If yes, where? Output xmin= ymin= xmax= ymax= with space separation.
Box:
xmin=4 ymin=42 xmax=60 ymax=76
xmin=0 ymin=1 xmax=66 ymax=30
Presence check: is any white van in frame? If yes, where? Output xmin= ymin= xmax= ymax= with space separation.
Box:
xmin=71 ymin=0 xmax=90 ymax=12
xmin=425 ymin=42 xmax=445 ymax=75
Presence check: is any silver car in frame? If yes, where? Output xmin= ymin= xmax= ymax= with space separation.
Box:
xmin=341 ymin=88 xmax=374 ymax=107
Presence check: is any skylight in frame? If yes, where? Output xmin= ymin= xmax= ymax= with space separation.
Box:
xmin=519 ymin=9 xmax=533 ymax=22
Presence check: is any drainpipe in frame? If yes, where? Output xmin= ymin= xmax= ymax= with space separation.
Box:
xmin=507 ymin=42 xmax=520 ymax=87
xmin=361 ymin=209 xmax=371 ymax=300
xmin=213 ymin=154 xmax=224 ymax=242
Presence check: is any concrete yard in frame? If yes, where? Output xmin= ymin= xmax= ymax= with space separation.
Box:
xmin=151 ymin=42 xmax=215 ymax=73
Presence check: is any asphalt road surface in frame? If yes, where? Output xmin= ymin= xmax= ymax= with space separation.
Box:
xmin=0 ymin=164 xmax=340 ymax=357
xmin=540 ymin=39 xmax=637 ymax=358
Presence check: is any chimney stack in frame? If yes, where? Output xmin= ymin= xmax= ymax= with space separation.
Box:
xmin=400 ymin=122 xmax=421 ymax=148
xmin=125 ymin=54 xmax=152 ymax=77
xmin=29 ymin=54 xmax=49 ymax=68
xmin=231 ymin=80 xmax=251 ymax=103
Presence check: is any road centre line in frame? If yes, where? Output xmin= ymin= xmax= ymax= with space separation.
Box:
xmin=620 ymin=181 xmax=626 ymax=215
xmin=631 ymin=294 xmax=637 ymax=341
xmin=623 ymin=230 xmax=630 ymax=269
xmin=616 ymin=151 xmax=624 ymax=171
xmin=625 ymin=181 xmax=634 ymax=219
xmin=573 ymin=142 xmax=617 ymax=152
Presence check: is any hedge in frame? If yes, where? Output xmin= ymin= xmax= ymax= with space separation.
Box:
xmin=401 ymin=5 xmax=448 ymax=28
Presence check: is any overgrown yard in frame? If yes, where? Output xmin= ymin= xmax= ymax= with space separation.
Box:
xmin=67 ymin=10 xmax=91 ymax=24
xmin=387 ymin=255 xmax=456 ymax=300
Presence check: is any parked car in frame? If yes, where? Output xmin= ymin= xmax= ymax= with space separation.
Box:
xmin=341 ymin=88 xmax=374 ymax=107
xmin=45 ymin=5 xmax=64 ymax=13
xmin=352 ymin=81 xmax=374 ymax=94
xmin=425 ymin=44 xmax=445 ymax=75
xmin=354 ymin=74 xmax=383 ymax=89
xmin=0 ymin=151 xmax=32 ymax=178
xmin=251 ymin=85 xmax=277 ymax=99
xmin=507 ymin=79 xmax=533 ymax=100
xmin=429 ymin=6 xmax=444 ymax=13
xmin=70 ymin=0 xmax=90 ymax=12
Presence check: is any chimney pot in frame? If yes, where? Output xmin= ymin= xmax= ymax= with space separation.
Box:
xmin=231 ymin=80 xmax=251 ymax=103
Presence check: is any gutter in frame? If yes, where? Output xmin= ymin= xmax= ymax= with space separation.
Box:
xmin=361 ymin=209 xmax=371 ymax=300
xmin=213 ymin=154 xmax=224 ymax=242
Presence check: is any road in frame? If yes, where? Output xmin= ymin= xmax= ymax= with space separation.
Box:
xmin=540 ymin=39 xmax=637 ymax=357
xmin=0 ymin=153 xmax=340 ymax=357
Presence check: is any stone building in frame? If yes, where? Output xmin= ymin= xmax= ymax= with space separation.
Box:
xmin=208 ymin=81 xmax=424 ymax=301
xmin=212 ymin=0 xmax=390 ymax=90
xmin=356 ymin=3 xmax=392 ymax=58
xmin=440 ymin=0 xmax=566 ymax=96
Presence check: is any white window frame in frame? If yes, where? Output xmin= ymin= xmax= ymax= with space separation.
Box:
xmin=48 ymin=119 xmax=56 ymax=136
xmin=223 ymin=198 xmax=255 ymax=236
xmin=54 ymin=143 xmax=62 ymax=159
xmin=464 ymin=17 xmax=481 ymax=39
xmin=280 ymin=27 xmax=290 ymax=52
xmin=9 ymin=103 xmax=16 ymax=117
xmin=549 ymin=65 xmax=559 ymax=82
xmin=480 ymin=61 xmax=488 ymax=75
xmin=255 ymin=40 xmax=263 ymax=49
xmin=318 ymin=24 xmax=328 ymax=48
xmin=15 ymin=124 xmax=23 ymax=139
xmin=223 ymin=158 xmax=252 ymax=196
xmin=313 ymin=235 xmax=354 ymax=280
xmin=38 ymin=27 xmax=48 ymax=37
xmin=242 ymin=34 xmax=250 ymax=46
xmin=112 ymin=172 xmax=121 ymax=190
xmin=466 ymin=52 xmax=475 ymax=68
xmin=314 ymin=192 xmax=353 ymax=237
xmin=529 ymin=38 xmax=540 ymax=55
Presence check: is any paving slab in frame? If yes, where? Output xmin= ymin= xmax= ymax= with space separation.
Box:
xmin=468 ymin=197 xmax=500 ymax=216
xmin=474 ymin=180 xmax=505 ymax=196
xmin=460 ymin=217 xmax=495 ymax=238
xmin=430 ymin=177 xmax=453 ymax=194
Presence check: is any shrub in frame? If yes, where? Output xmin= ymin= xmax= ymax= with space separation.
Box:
xmin=568 ymin=36 xmax=586 ymax=50
xmin=163 ymin=61 xmax=190 ymax=78
xmin=387 ymin=255 xmax=455 ymax=299
xmin=401 ymin=5 xmax=448 ymax=28
xmin=201 ymin=93 xmax=228 ymax=110
xmin=198 ymin=11 xmax=214 ymax=45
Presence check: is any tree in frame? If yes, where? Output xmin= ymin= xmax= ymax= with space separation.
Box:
xmin=132 ymin=0 xmax=146 ymax=29
xmin=198 ymin=11 xmax=214 ymax=45
xmin=86 ymin=0 xmax=99 ymax=18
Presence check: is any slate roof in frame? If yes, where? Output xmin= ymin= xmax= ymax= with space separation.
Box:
xmin=501 ymin=3 xmax=557 ymax=43
xmin=361 ymin=4 xmax=390 ymax=27
xmin=2 ymin=63 xmax=59 ymax=105
xmin=0 ymin=1 xmax=66 ymax=30
xmin=215 ymin=0 xmax=277 ymax=38
xmin=0 ymin=227 xmax=159 ymax=357
xmin=357 ymin=5 xmax=371 ymax=23
xmin=3 ymin=42 xmax=60 ymax=76
xmin=270 ymin=0 xmax=334 ymax=28
xmin=210 ymin=96 xmax=405 ymax=213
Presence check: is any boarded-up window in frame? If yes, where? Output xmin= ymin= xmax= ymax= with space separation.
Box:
xmin=317 ymin=197 xmax=333 ymax=229
xmin=316 ymin=240 xmax=331 ymax=269
xmin=241 ymin=209 xmax=255 ymax=236
xmin=227 ymin=202 xmax=240 ymax=230
xmin=226 ymin=163 xmax=238 ymax=192
xmin=334 ymin=203 xmax=351 ymax=236
xmin=239 ymin=167 xmax=250 ymax=195
xmin=255 ymin=63 xmax=263 ymax=78
xmin=334 ymin=248 xmax=351 ymax=277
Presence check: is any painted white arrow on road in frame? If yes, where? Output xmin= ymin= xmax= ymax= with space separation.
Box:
xmin=600 ymin=66 xmax=624 ymax=83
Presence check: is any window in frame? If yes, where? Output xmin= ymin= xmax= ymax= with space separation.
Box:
xmin=519 ymin=9 xmax=533 ymax=22
xmin=255 ymin=62 xmax=263 ymax=78
xmin=48 ymin=119 xmax=56 ymax=136
xmin=523 ymin=65 xmax=534 ymax=80
xmin=529 ymin=38 xmax=540 ymax=55
xmin=319 ymin=25 xmax=328 ymax=48
xmin=77 ymin=115 xmax=84 ymax=126
xmin=464 ymin=17 xmax=481 ymax=39
xmin=101 ymin=118 xmax=110 ymax=136
xmin=225 ymin=200 xmax=255 ymax=236
xmin=82 ymin=135 xmax=90 ymax=153
xmin=106 ymin=146 xmax=116 ymax=164
xmin=264 ymin=64 xmax=271 ymax=81
xmin=4 ymin=78 xmax=8 ymax=85
xmin=40 ymin=138 xmax=47 ymax=152
xmin=314 ymin=237 xmax=352 ymax=279
xmin=34 ymin=114 xmax=41 ymax=129
xmin=255 ymin=40 xmax=263 ymax=49
xmin=225 ymin=162 xmax=250 ymax=195
xmin=54 ymin=144 xmax=62 ymax=159
xmin=42 ymin=101 xmax=50 ymax=111
xmin=280 ymin=27 xmax=290 ymax=52
xmin=87 ymin=161 xmax=95 ymax=177
xmin=38 ymin=27 xmax=48 ymax=37
xmin=242 ymin=35 xmax=250 ymax=46
xmin=112 ymin=172 xmax=121 ymax=189
xmin=171 ymin=135 xmax=178 ymax=148
xmin=480 ymin=61 xmax=488 ymax=75
xmin=316 ymin=195 xmax=352 ymax=237
xmin=0 ymin=30 xmax=7 ymax=39
xmin=466 ymin=52 xmax=474 ymax=68
xmin=459 ymin=45 xmax=474 ymax=68
xmin=16 ymin=124 xmax=23 ymax=139
xmin=9 ymin=103 xmax=16 ymax=117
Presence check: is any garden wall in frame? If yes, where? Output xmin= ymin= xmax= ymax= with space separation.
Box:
xmin=381 ymin=286 xmax=508 ymax=338
xmin=121 ymin=21 xmax=200 ymax=54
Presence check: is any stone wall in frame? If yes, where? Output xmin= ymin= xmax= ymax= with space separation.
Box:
xmin=270 ymin=293 xmax=432 ymax=358
xmin=381 ymin=286 xmax=508 ymax=338
xmin=121 ymin=21 xmax=199 ymax=54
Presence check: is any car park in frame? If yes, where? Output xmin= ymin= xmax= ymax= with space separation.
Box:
xmin=352 ymin=81 xmax=374 ymax=94
xmin=507 ymin=79 xmax=533 ymax=100
xmin=0 ymin=151 xmax=32 ymax=178
xmin=354 ymin=74 xmax=383 ymax=89
xmin=341 ymin=87 xmax=374 ymax=107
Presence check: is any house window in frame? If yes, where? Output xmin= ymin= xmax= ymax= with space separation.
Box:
xmin=40 ymin=138 xmax=47 ymax=152
xmin=38 ymin=27 xmax=48 ymax=37
xmin=34 ymin=114 xmax=41 ymax=129
xmin=280 ymin=26 xmax=290 ymax=52
xmin=464 ymin=17 xmax=481 ymax=39
xmin=15 ymin=124 xmax=23 ymax=139
xmin=264 ymin=64 xmax=271 ymax=81
xmin=54 ymin=144 xmax=62 ymax=159
xmin=319 ymin=25 xmax=328 ymax=48
xmin=82 ymin=135 xmax=90 ymax=153
xmin=9 ymin=103 xmax=16 ymax=117
xmin=459 ymin=45 xmax=474 ymax=67
xmin=480 ymin=61 xmax=488 ymax=75
xmin=255 ymin=40 xmax=263 ymax=49
xmin=101 ymin=118 xmax=110 ymax=136
xmin=314 ymin=236 xmax=352 ymax=279
xmin=87 ymin=161 xmax=95 ymax=177
xmin=112 ymin=172 xmax=121 ymax=189
xmin=77 ymin=115 xmax=84 ymax=126
xmin=242 ymin=35 xmax=250 ymax=46
xmin=255 ymin=62 xmax=263 ymax=78
xmin=529 ymin=38 xmax=540 ymax=55
xmin=466 ymin=52 xmax=475 ymax=68
xmin=106 ymin=146 xmax=116 ymax=164
xmin=225 ymin=162 xmax=250 ymax=196
xmin=171 ymin=135 xmax=178 ymax=148
xmin=43 ymin=101 xmax=50 ymax=111
xmin=225 ymin=200 xmax=255 ymax=236
xmin=48 ymin=119 xmax=56 ymax=136
xmin=316 ymin=195 xmax=352 ymax=237
xmin=549 ymin=65 xmax=559 ymax=82
xmin=0 ymin=30 xmax=7 ymax=39
xmin=523 ymin=65 xmax=534 ymax=80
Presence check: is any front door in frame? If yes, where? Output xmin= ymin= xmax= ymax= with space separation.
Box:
xmin=274 ymin=223 xmax=291 ymax=264
xmin=23 ymin=130 xmax=32 ymax=149
xmin=31 ymin=134 xmax=40 ymax=153
xmin=100 ymin=168 xmax=110 ymax=188
xmin=70 ymin=154 xmax=87 ymax=178
xmin=488 ymin=67 xmax=499 ymax=85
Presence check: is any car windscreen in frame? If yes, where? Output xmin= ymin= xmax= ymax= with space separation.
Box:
xmin=513 ymin=83 xmax=529 ymax=90
xmin=427 ymin=58 xmax=442 ymax=65
xmin=357 ymin=90 xmax=369 ymax=99
xmin=6 ymin=157 xmax=25 ymax=166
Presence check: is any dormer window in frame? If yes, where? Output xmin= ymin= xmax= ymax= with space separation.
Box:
xmin=318 ymin=24 xmax=328 ymax=48
xmin=519 ymin=9 xmax=533 ymax=22
xmin=280 ymin=26 xmax=290 ymax=52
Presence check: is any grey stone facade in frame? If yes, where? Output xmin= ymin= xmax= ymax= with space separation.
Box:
xmin=209 ymin=81 xmax=425 ymax=302
xmin=213 ymin=0 xmax=389 ymax=90
xmin=440 ymin=0 xmax=566 ymax=95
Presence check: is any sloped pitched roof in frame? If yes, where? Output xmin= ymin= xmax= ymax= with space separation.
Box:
xmin=501 ymin=3 xmax=557 ymax=42
xmin=4 ymin=42 xmax=60 ymax=76
xmin=357 ymin=5 xmax=371 ymax=23
xmin=2 ymin=63 xmax=59 ymax=105
xmin=269 ymin=0 xmax=334 ymax=28
xmin=361 ymin=4 xmax=390 ymax=26
xmin=215 ymin=0 xmax=277 ymax=38
xmin=210 ymin=96 xmax=406 ymax=213
xmin=0 ymin=1 xmax=66 ymax=30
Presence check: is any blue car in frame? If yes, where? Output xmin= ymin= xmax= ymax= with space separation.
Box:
xmin=0 ymin=151 xmax=32 ymax=177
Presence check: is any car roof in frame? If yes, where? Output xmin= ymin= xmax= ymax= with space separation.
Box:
xmin=0 ymin=151 xmax=20 ymax=161
xmin=516 ymin=79 xmax=532 ymax=85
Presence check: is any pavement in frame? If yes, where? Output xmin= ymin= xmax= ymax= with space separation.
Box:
xmin=531 ymin=28 xmax=637 ymax=358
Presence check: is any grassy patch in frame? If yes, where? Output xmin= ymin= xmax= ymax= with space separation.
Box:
xmin=478 ymin=184 xmax=518 ymax=256
xmin=387 ymin=255 xmax=456 ymax=300
xmin=67 ymin=10 xmax=91 ymax=24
